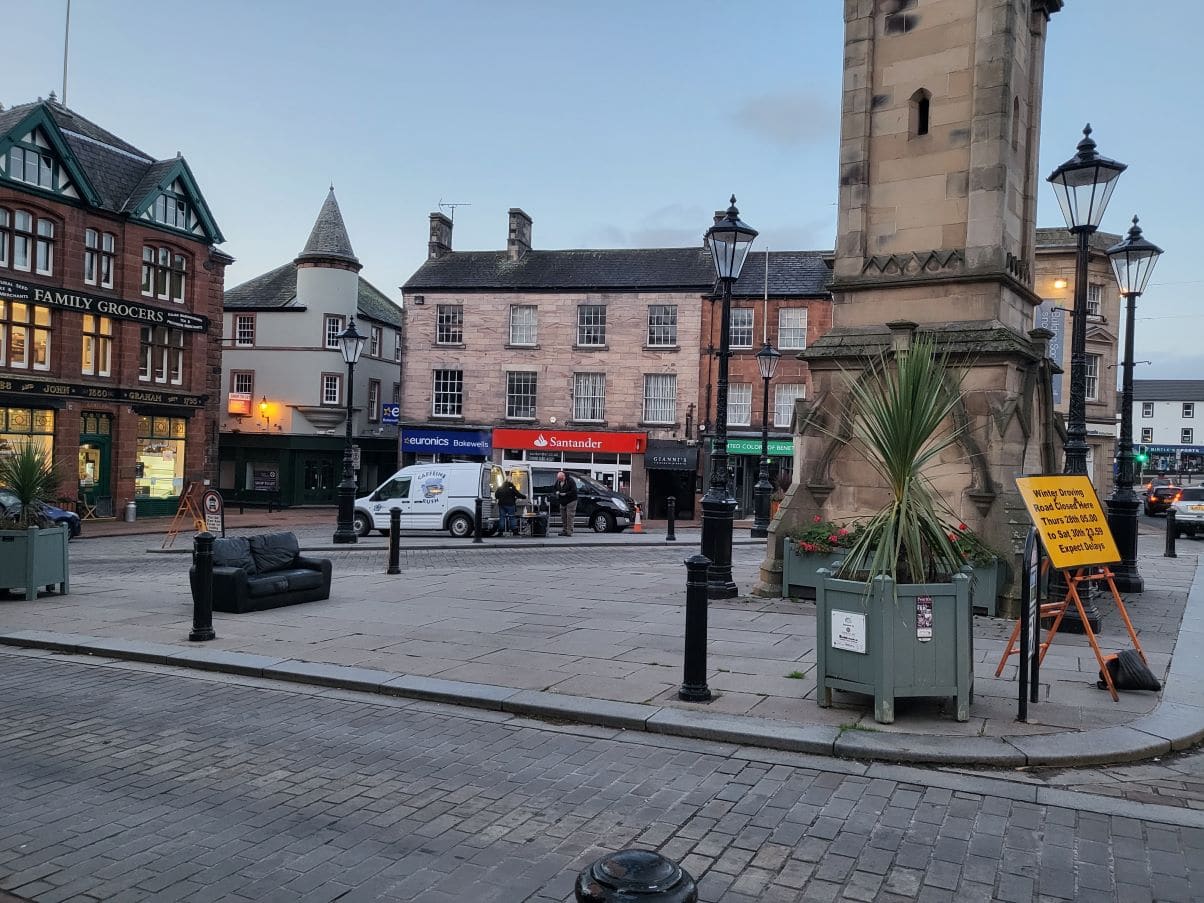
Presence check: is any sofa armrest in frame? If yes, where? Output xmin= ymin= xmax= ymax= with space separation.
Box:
xmin=294 ymin=556 xmax=332 ymax=581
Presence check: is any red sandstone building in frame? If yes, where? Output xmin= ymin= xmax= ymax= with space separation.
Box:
xmin=0 ymin=98 xmax=228 ymax=517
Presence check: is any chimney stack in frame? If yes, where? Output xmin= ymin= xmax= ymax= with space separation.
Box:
xmin=507 ymin=208 xmax=532 ymax=260
xmin=428 ymin=212 xmax=453 ymax=259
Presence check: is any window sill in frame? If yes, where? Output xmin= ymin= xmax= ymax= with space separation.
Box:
xmin=639 ymin=422 xmax=680 ymax=429
xmin=644 ymin=345 xmax=679 ymax=352
xmin=569 ymin=420 xmax=607 ymax=428
xmin=433 ymin=342 xmax=466 ymax=349
xmin=505 ymin=344 xmax=541 ymax=351
xmin=431 ymin=415 xmax=464 ymax=421
xmin=574 ymin=345 xmax=609 ymax=352
xmin=503 ymin=418 xmax=537 ymax=424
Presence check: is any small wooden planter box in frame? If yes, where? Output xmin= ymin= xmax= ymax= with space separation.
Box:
xmin=781 ymin=540 xmax=844 ymax=600
xmin=816 ymin=569 xmax=973 ymax=724
xmin=0 ymin=525 xmax=70 ymax=601
xmin=970 ymin=557 xmax=1003 ymax=617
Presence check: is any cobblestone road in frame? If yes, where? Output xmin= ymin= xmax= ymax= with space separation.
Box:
xmin=2 ymin=651 xmax=1202 ymax=903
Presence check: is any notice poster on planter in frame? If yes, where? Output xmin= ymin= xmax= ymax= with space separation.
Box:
xmin=916 ymin=596 xmax=933 ymax=642
xmin=831 ymin=610 xmax=867 ymax=654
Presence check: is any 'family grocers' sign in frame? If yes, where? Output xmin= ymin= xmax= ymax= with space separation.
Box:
xmin=0 ymin=276 xmax=209 ymax=333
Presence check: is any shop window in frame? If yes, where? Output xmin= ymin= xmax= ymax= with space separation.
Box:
xmin=729 ymin=309 xmax=754 ymax=349
xmin=774 ymin=384 xmax=807 ymax=427
xmin=647 ymin=305 xmax=678 ymax=347
xmin=506 ymin=372 xmax=537 ymax=420
xmin=778 ymin=308 xmax=808 ymax=350
xmin=141 ymin=246 xmax=186 ymax=302
xmin=642 ymin=374 xmax=676 ymax=424
xmin=573 ymin=373 xmax=606 ymax=422
xmin=80 ymin=412 xmax=112 ymax=436
xmin=432 ymin=369 xmax=463 ymax=417
xmin=0 ymin=406 xmax=55 ymax=462
xmin=139 ymin=326 xmax=185 ymax=385
xmin=81 ymin=314 xmax=113 ymax=377
xmin=1 ymin=301 xmax=52 ymax=371
xmin=135 ymin=416 xmax=187 ymax=501
xmin=84 ymin=229 xmax=116 ymax=288
xmin=728 ymin=383 xmax=752 ymax=426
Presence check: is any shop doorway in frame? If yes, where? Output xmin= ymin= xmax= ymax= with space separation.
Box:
xmin=79 ymin=412 xmax=113 ymax=514
xmin=299 ymin=455 xmax=338 ymax=504
xmin=647 ymin=470 xmax=695 ymax=520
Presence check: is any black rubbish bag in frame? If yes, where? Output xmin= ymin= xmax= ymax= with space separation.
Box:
xmin=1097 ymin=649 xmax=1162 ymax=692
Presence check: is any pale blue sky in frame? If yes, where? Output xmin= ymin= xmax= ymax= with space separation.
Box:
xmin=2 ymin=0 xmax=1198 ymax=377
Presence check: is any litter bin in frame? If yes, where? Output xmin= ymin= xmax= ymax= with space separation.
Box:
xmin=124 ymin=500 xmax=137 ymax=523
xmin=532 ymin=513 xmax=548 ymax=537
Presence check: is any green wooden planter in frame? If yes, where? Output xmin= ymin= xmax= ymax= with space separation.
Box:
xmin=969 ymin=557 xmax=1003 ymax=617
xmin=815 ymin=569 xmax=973 ymax=724
xmin=781 ymin=540 xmax=845 ymax=600
xmin=0 ymin=525 xmax=70 ymax=601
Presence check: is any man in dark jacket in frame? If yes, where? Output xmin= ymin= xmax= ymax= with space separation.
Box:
xmin=494 ymin=480 xmax=524 ymax=536
xmin=553 ymin=471 xmax=578 ymax=536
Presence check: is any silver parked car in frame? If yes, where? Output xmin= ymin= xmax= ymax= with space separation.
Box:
xmin=1169 ymin=486 xmax=1204 ymax=538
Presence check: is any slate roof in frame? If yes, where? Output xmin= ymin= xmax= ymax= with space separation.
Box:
xmin=0 ymin=99 xmax=223 ymax=240
xmin=296 ymin=189 xmax=359 ymax=267
xmin=1133 ymin=381 xmax=1204 ymax=402
xmin=403 ymin=246 xmax=832 ymax=296
xmin=223 ymin=262 xmax=401 ymax=328
xmin=1035 ymin=226 xmax=1123 ymax=253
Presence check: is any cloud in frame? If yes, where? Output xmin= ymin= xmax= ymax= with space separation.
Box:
xmin=730 ymin=90 xmax=837 ymax=148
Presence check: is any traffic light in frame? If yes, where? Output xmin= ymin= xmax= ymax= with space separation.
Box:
xmin=1136 ymin=446 xmax=1149 ymax=465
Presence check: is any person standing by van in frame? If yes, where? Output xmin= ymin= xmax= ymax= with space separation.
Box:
xmin=494 ymin=480 xmax=524 ymax=536
xmin=554 ymin=471 xmax=578 ymax=536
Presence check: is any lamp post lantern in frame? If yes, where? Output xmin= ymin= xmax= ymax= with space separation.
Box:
xmin=1106 ymin=216 xmax=1163 ymax=593
xmin=702 ymin=197 xmax=757 ymax=598
xmin=751 ymin=342 xmax=781 ymax=538
xmin=1046 ymin=125 xmax=1126 ymax=632
xmin=332 ymin=317 xmax=366 ymax=544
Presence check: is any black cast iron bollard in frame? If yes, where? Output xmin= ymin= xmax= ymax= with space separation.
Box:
xmin=473 ymin=498 xmax=484 ymax=544
xmin=1166 ymin=508 xmax=1178 ymax=558
xmin=666 ymin=496 xmax=677 ymax=542
xmin=679 ymin=554 xmax=712 ymax=702
xmin=387 ymin=507 xmax=402 ymax=574
xmin=575 ymin=849 xmax=697 ymax=903
xmin=190 ymin=532 xmax=216 ymax=642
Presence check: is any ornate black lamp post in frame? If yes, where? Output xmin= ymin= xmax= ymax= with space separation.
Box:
xmin=1105 ymin=217 xmax=1163 ymax=592
xmin=332 ymin=317 xmax=366 ymax=544
xmin=751 ymin=342 xmax=781 ymax=539
xmin=1046 ymin=125 xmax=1125 ymax=632
xmin=702 ymin=197 xmax=757 ymax=598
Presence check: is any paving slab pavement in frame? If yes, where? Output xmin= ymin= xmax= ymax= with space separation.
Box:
xmin=1 ymin=519 xmax=1201 ymax=767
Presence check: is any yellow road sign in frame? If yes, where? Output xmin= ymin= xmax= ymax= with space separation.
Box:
xmin=1015 ymin=475 xmax=1121 ymax=569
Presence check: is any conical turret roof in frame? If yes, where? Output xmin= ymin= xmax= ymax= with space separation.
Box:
xmin=296 ymin=188 xmax=360 ymax=268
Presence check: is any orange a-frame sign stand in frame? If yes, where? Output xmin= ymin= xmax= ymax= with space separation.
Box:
xmin=996 ymin=475 xmax=1150 ymax=702
xmin=162 ymin=481 xmax=206 ymax=549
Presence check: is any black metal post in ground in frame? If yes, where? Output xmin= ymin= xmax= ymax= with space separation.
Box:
xmin=189 ymin=532 xmax=216 ymax=642
xmin=387 ymin=507 xmax=401 ymax=575
xmin=473 ymin=498 xmax=484 ymax=544
xmin=1166 ymin=509 xmax=1178 ymax=558
xmin=666 ymin=496 xmax=677 ymax=542
xmin=679 ymin=554 xmax=712 ymax=702
xmin=575 ymin=849 xmax=697 ymax=902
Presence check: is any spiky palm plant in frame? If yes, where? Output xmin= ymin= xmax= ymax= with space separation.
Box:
xmin=0 ymin=441 xmax=61 ymax=529
xmin=834 ymin=335 xmax=969 ymax=586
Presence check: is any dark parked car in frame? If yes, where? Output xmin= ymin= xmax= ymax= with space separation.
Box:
xmin=531 ymin=471 xmax=637 ymax=533
xmin=1143 ymin=484 xmax=1180 ymax=517
xmin=0 ymin=489 xmax=82 ymax=538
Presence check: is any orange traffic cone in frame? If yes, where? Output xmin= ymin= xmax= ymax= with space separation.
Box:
xmin=633 ymin=504 xmax=644 ymax=533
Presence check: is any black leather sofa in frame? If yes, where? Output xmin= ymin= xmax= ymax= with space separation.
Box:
xmin=190 ymin=532 xmax=331 ymax=614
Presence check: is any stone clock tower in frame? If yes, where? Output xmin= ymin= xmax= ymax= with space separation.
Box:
xmin=759 ymin=0 xmax=1066 ymax=609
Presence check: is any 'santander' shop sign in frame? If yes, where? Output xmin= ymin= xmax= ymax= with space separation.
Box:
xmin=493 ymin=428 xmax=646 ymax=455
xmin=0 ymin=375 xmax=206 ymax=409
xmin=0 ymin=276 xmax=209 ymax=333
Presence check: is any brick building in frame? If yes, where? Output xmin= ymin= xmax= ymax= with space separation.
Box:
xmin=0 ymin=98 xmax=228 ymax=517
xmin=401 ymin=208 xmax=832 ymax=519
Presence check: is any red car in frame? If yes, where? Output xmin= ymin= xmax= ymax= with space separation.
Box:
xmin=1144 ymin=484 xmax=1180 ymax=516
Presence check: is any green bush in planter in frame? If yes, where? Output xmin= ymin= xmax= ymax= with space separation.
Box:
xmin=0 ymin=440 xmax=62 ymax=529
xmin=0 ymin=441 xmax=70 ymax=600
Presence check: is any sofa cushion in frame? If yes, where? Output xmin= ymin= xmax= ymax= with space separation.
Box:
xmin=250 ymin=532 xmax=299 ymax=573
xmin=211 ymin=536 xmax=255 ymax=573
xmin=276 ymin=568 xmax=326 ymax=593
xmin=246 ymin=574 xmax=291 ymax=598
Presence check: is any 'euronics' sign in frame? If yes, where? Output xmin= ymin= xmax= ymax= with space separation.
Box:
xmin=401 ymin=428 xmax=492 ymax=455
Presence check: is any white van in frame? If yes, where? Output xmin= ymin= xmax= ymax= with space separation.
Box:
xmin=353 ymin=462 xmax=530 ymax=538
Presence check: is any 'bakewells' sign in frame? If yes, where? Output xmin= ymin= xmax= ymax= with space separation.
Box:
xmin=0 ymin=276 xmax=209 ymax=333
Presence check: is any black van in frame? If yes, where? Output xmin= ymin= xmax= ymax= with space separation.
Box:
xmin=531 ymin=471 xmax=637 ymax=532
